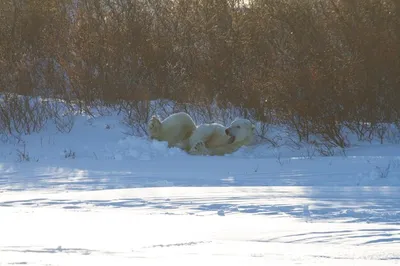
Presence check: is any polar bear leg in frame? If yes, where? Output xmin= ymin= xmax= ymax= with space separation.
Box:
xmin=189 ymin=141 xmax=210 ymax=155
xmin=188 ymin=124 xmax=214 ymax=148
xmin=187 ymin=124 xmax=221 ymax=155
xmin=174 ymin=137 xmax=191 ymax=151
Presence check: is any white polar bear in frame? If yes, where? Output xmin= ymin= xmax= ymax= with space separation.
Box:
xmin=188 ymin=118 xmax=255 ymax=156
xmin=148 ymin=112 xmax=196 ymax=150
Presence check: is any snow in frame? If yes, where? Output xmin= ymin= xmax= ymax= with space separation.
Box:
xmin=1 ymin=105 xmax=400 ymax=265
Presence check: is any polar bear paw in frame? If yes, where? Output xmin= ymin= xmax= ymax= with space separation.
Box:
xmin=189 ymin=141 xmax=208 ymax=155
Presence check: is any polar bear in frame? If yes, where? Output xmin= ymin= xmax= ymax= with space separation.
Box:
xmin=188 ymin=118 xmax=255 ymax=156
xmin=148 ymin=112 xmax=196 ymax=150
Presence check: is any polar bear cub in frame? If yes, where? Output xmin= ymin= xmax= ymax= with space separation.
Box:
xmin=148 ymin=112 xmax=196 ymax=150
xmin=188 ymin=118 xmax=255 ymax=156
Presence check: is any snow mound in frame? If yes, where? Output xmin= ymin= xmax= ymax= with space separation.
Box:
xmin=116 ymin=136 xmax=188 ymax=160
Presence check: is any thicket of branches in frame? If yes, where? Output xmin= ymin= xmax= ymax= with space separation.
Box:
xmin=0 ymin=0 xmax=399 ymax=148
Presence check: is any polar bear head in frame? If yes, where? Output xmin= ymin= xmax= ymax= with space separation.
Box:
xmin=225 ymin=118 xmax=255 ymax=145
xmin=148 ymin=116 xmax=162 ymax=139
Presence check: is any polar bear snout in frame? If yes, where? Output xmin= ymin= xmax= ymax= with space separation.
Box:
xmin=225 ymin=127 xmax=236 ymax=144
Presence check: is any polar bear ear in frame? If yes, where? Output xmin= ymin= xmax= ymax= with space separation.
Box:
xmin=150 ymin=115 xmax=159 ymax=121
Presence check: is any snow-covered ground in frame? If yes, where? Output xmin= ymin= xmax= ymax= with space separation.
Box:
xmin=1 ymin=109 xmax=400 ymax=265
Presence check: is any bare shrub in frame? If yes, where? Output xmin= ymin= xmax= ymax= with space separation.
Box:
xmin=16 ymin=147 xmax=30 ymax=162
xmin=63 ymin=149 xmax=76 ymax=159
xmin=345 ymin=121 xmax=375 ymax=142
xmin=49 ymin=101 xmax=75 ymax=134
xmin=120 ymin=100 xmax=154 ymax=137
xmin=0 ymin=94 xmax=51 ymax=135
xmin=0 ymin=0 xmax=398 ymax=150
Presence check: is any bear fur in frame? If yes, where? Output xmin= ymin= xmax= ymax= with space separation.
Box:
xmin=148 ymin=112 xmax=197 ymax=150
xmin=188 ymin=118 xmax=255 ymax=156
